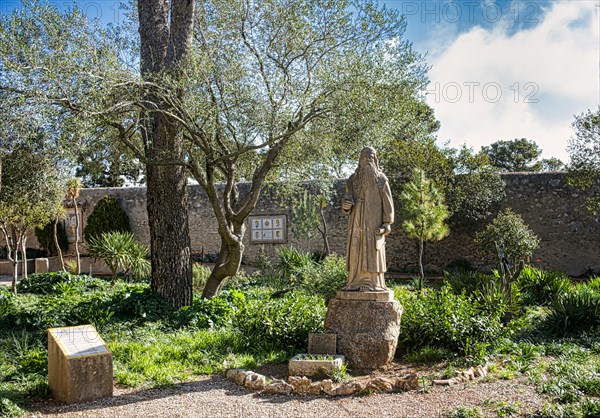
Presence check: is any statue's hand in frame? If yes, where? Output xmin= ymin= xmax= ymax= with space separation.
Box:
xmin=378 ymin=223 xmax=391 ymax=236
xmin=342 ymin=200 xmax=353 ymax=212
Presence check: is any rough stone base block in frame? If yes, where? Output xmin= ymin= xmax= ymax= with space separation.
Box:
xmin=325 ymin=298 xmax=402 ymax=370
xmin=335 ymin=289 xmax=394 ymax=301
xmin=48 ymin=325 xmax=113 ymax=404
xmin=308 ymin=333 xmax=337 ymax=354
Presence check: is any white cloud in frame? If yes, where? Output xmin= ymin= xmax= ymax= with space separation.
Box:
xmin=425 ymin=1 xmax=599 ymax=161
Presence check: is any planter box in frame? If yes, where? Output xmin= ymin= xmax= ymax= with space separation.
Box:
xmin=288 ymin=354 xmax=345 ymax=378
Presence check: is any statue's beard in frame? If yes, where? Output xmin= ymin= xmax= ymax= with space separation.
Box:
xmin=356 ymin=161 xmax=378 ymax=192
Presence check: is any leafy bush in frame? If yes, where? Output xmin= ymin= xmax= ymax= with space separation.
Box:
xmin=275 ymin=246 xmax=316 ymax=287
xmin=444 ymin=269 xmax=495 ymax=296
xmin=174 ymin=290 xmax=245 ymax=329
xmin=475 ymin=208 xmax=540 ymax=266
xmin=547 ymin=285 xmax=600 ymax=336
xmin=192 ymin=263 xmax=211 ymax=293
xmin=0 ymin=287 xmax=14 ymax=317
xmin=83 ymin=195 xmax=131 ymax=242
xmin=234 ymin=290 xmax=325 ymax=352
xmin=395 ymin=285 xmax=504 ymax=354
xmin=87 ymin=232 xmax=150 ymax=282
xmin=16 ymin=272 xmax=106 ymax=295
xmin=301 ymin=254 xmax=347 ymax=300
xmin=517 ymin=266 xmax=573 ymax=306
xmin=34 ymin=221 xmax=68 ymax=257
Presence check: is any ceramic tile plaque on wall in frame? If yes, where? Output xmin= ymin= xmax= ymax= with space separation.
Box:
xmin=249 ymin=215 xmax=287 ymax=243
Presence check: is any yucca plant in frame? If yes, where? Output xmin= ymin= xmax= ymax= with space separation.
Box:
xmin=88 ymin=231 xmax=150 ymax=283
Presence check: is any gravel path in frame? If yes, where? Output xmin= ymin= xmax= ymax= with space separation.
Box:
xmin=28 ymin=375 xmax=545 ymax=417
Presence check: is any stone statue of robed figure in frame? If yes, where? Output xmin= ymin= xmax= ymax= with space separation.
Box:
xmin=341 ymin=147 xmax=394 ymax=292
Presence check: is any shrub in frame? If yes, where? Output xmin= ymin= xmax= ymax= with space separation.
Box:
xmin=517 ymin=266 xmax=573 ymax=306
xmin=87 ymin=232 xmax=150 ymax=282
xmin=34 ymin=221 xmax=68 ymax=257
xmin=192 ymin=263 xmax=211 ymax=293
xmin=475 ymin=208 xmax=540 ymax=267
xmin=302 ymin=254 xmax=347 ymax=300
xmin=174 ymin=290 xmax=245 ymax=329
xmin=16 ymin=272 xmax=106 ymax=295
xmin=275 ymin=246 xmax=316 ymax=287
xmin=547 ymin=285 xmax=600 ymax=336
xmin=83 ymin=196 xmax=131 ymax=242
xmin=395 ymin=285 xmax=504 ymax=354
xmin=234 ymin=290 xmax=325 ymax=352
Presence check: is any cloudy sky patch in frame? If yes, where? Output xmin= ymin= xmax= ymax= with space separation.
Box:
xmin=393 ymin=0 xmax=600 ymax=161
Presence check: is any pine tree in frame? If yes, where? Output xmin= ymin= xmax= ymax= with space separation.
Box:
xmin=400 ymin=168 xmax=450 ymax=291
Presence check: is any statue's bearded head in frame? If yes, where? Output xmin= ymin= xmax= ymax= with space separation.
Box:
xmin=356 ymin=147 xmax=380 ymax=188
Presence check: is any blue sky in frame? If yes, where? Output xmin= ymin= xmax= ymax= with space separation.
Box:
xmin=1 ymin=0 xmax=599 ymax=161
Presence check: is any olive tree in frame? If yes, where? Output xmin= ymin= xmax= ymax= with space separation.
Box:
xmin=0 ymin=139 xmax=64 ymax=293
xmin=0 ymin=0 xmax=430 ymax=301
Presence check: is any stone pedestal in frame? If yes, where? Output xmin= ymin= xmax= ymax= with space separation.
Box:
xmin=35 ymin=258 xmax=49 ymax=274
xmin=48 ymin=325 xmax=113 ymax=404
xmin=325 ymin=293 xmax=402 ymax=370
xmin=308 ymin=333 xmax=337 ymax=354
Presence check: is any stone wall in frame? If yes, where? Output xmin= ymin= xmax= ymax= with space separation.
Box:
xmin=10 ymin=172 xmax=600 ymax=276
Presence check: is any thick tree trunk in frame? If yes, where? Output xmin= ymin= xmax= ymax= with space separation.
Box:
xmin=138 ymin=0 xmax=194 ymax=308
xmin=202 ymin=235 xmax=244 ymax=299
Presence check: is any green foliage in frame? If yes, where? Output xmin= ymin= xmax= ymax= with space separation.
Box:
xmin=234 ymin=290 xmax=325 ymax=352
xmin=517 ymin=266 xmax=573 ymax=306
xmin=87 ymin=231 xmax=150 ymax=281
xmin=174 ymin=290 xmax=244 ymax=329
xmin=301 ymin=254 xmax=347 ymax=300
xmin=34 ymin=221 xmax=68 ymax=257
xmin=446 ymin=407 xmax=484 ymax=418
xmin=481 ymin=138 xmax=542 ymax=172
xmin=395 ymin=285 xmax=504 ymax=354
xmin=16 ymin=272 xmax=105 ymax=295
xmin=275 ymin=246 xmax=316 ymax=288
xmin=399 ymin=168 xmax=449 ymax=288
xmin=292 ymin=192 xmax=320 ymax=241
xmin=192 ymin=263 xmax=211 ymax=293
xmin=83 ymin=196 xmax=131 ymax=242
xmin=0 ymin=398 xmax=25 ymax=417
xmin=446 ymin=146 xmax=506 ymax=225
xmin=567 ymin=106 xmax=600 ymax=214
xmin=476 ymin=208 xmax=540 ymax=267
xmin=547 ymin=285 xmax=600 ymax=336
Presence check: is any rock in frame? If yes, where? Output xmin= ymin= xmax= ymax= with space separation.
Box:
xmin=308 ymin=382 xmax=323 ymax=395
xmin=366 ymin=377 xmax=394 ymax=393
xmin=244 ymin=372 xmax=266 ymax=390
xmin=321 ymin=379 xmax=336 ymax=396
xmin=263 ymin=379 xmax=293 ymax=395
xmin=475 ymin=365 xmax=488 ymax=378
xmin=234 ymin=370 xmax=251 ymax=386
xmin=325 ymin=298 xmax=402 ymax=369
xmin=432 ymin=378 xmax=456 ymax=386
xmin=335 ymin=380 xmax=364 ymax=396
xmin=289 ymin=376 xmax=312 ymax=395
xmin=225 ymin=369 xmax=243 ymax=381
xmin=393 ymin=374 xmax=420 ymax=391
xmin=308 ymin=333 xmax=337 ymax=355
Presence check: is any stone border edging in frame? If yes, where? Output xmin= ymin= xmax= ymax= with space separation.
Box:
xmin=225 ymin=369 xmax=420 ymax=396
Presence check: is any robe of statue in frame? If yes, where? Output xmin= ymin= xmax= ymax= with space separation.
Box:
xmin=342 ymin=170 xmax=394 ymax=291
